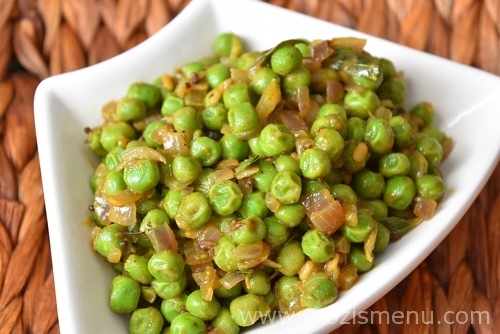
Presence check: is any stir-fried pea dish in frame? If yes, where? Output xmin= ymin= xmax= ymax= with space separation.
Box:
xmin=85 ymin=33 xmax=452 ymax=334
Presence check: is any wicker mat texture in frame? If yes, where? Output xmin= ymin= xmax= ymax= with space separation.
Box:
xmin=0 ymin=0 xmax=499 ymax=333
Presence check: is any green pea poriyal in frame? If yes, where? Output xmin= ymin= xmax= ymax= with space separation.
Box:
xmin=85 ymin=32 xmax=452 ymax=333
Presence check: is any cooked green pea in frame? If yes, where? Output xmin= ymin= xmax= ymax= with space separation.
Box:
xmin=377 ymin=76 xmax=407 ymax=106
xmin=342 ymin=140 xmax=369 ymax=174
xmin=124 ymin=159 xmax=160 ymax=192
xmin=282 ymin=66 xmax=311 ymax=95
xmin=300 ymin=273 xmax=337 ymax=308
xmin=301 ymin=179 xmax=330 ymax=195
xmin=344 ymin=90 xmax=380 ymax=119
xmin=175 ymin=191 xmax=212 ymax=230
xmin=233 ymin=51 xmax=258 ymax=70
xmin=100 ymin=121 xmax=136 ymax=152
xmin=300 ymin=149 xmax=331 ymax=179
xmin=314 ymin=128 xmax=344 ymax=161
xmin=383 ymin=176 xmax=416 ymax=210
xmin=201 ymin=103 xmax=227 ymax=131
xmin=317 ymin=103 xmax=347 ymax=122
xmin=244 ymin=270 xmax=271 ymax=296
xmin=213 ymin=32 xmax=243 ymax=59
xmin=346 ymin=117 xmax=367 ymax=141
xmin=181 ymin=61 xmax=204 ymax=78
xmin=129 ymin=307 xmax=164 ymax=334
xmin=116 ymin=97 xmax=147 ymax=121
xmin=359 ymin=199 xmax=388 ymax=220
xmin=310 ymin=114 xmax=347 ymax=139
xmin=206 ymin=63 xmax=231 ymax=89
xmin=127 ymin=82 xmax=161 ymax=108
xmin=223 ymin=82 xmax=254 ymax=109
xmin=109 ymin=275 xmax=141 ymax=313
xmin=408 ymin=150 xmax=429 ymax=179
xmin=276 ymin=240 xmax=305 ymax=276
xmin=379 ymin=152 xmax=411 ymax=177
xmin=324 ymin=169 xmax=343 ymax=186
xmin=190 ymin=136 xmax=221 ymax=167
xmin=161 ymin=293 xmax=189 ymax=323
xmin=274 ymin=155 xmax=301 ymax=175
xmin=271 ymin=170 xmax=302 ymax=204
xmin=415 ymin=137 xmax=443 ymax=171
xmin=125 ymin=254 xmax=153 ymax=285
xmin=170 ymin=312 xmax=206 ymax=334
xmin=410 ymin=102 xmax=435 ymax=125
xmin=364 ymin=118 xmax=394 ymax=155
xmin=330 ymin=184 xmax=357 ymax=206
xmin=270 ymin=45 xmax=303 ymax=76
xmin=389 ymin=115 xmax=416 ymax=148
xmin=351 ymin=169 xmax=385 ymax=200
xmin=148 ymin=250 xmax=185 ymax=282
xmin=301 ymin=229 xmax=335 ymax=263
xmin=214 ymin=281 xmax=243 ymax=299
xmin=162 ymin=189 xmax=187 ymax=220
xmin=140 ymin=209 xmax=170 ymax=232
xmin=374 ymin=222 xmax=390 ymax=253
xmin=348 ymin=246 xmax=374 ymax=272
xmin=136 ymin=191 xmax=161 ymax=217
xmin=274 ymin=203 xmax=306 ymax=228
xmin=264 ymin=216 xmax=290 ymax=246
xmin=219 ymin=133 xmax=250 ymax=161
xmin=239 ymin=191 xmax=268 ymax=219
xmin=103 ymin=169 xmax=127 ymax=198
xmin=342 ymin=210 xmax=376 ymax=243
xmin=251 ymin=67 xmax=280 ymax=95
xmin=232 ymin=215 xmax=267 ymax=244
xmin=213 ymin=236 xmax=238 ymax=272
xmin=258 ymin=124 xmax=295 ymax=157
xmin=172 ymin=106 xmax=202 ymax=132
xmin=172 ymin=156 xmax=202 ymax=184
xmin=378 ymin=58 xmax=396 ymax=78
xmin=104 ymin=147 xmax=124 ymax=171
xmin=415 ymin=174 xmax=445 ymax=200
xmin=252 ymin=160 xmax=278 ymax=193
xmin=228 ymin=102 xmax=260 ymax=137
xmin=248 ymin=136 xmax=265 ymax=156
xmin=87 ymin=127 xmax=107 ymax=156
xmin=151 ymin=273 xmax=186 ymax=299
xmin=230 ymin=294 xmax=271 ymax=327
xmin=93 ymin=223 xmax=126 ymax=263
xmin=161 ymin=94 xmax=184 ymax=116
xmin=276 ymin=275 xmax=302 ymax=314
xmin=211 ymin=307 xmax=240 ymax=334
xmin=143 ymin=120 xmax=167 ymax=148
xmin=209 ymin=179 xmax=243 ymax=216
xmin=186 ymin=290 xmax=221 ymax=321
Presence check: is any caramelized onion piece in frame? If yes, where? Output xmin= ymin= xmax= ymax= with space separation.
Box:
xmin=235 ymin=241 xmax=272 ymax=271
xmin=297 ymin=86 xmax=311 ymax=119
xmin=413 ymin=195 xmax=437 ymax=220
xmin=192 ymin=265 xmax=217 ymax=301
xmin=108 ymin=203 xmax=137 ymax=226
xmin=145 ymin=223 xmax=179 ymax=252
xmin=219 ymin=271 xmax=245 ymax=289
xmin=118 ymin=146 xmax=166 ymax=171
xmin=275 ymin=109 xmax=307 ymax=132
xmin=302 ymin=189 xmax=345 ymax=235
xmin=256 ymin=80 xmax=281 ymax=122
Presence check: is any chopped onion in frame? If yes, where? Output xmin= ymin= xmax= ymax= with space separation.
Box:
xmin=105 ymin=188 xmax=151 ymax=207
xmin=275 ymin=109 xmax=307 ymax=132
xmin=235 ymin=164 xmax=259 ymax=180
xmin=93 ymin=188 xmax=110 ymax=226
xmin=302 ymin=189 xmax=345 ymax=235
xmin=238 ymin=177 xmax=255 ymax=195
xmin=324 ymin=252 xmax=341 ymax=284
xmin=151 ymin=127 xmax=190 ymax=157
xmin=199 ymin=225 xmax=223 ymax=249
xmin=117 ymin=146 xmax=166 ymax=170
xmin=334 ymin=235 xmax=351 ymax=254
xmin=145 ymin=223 xmax=178 ymax=252
xmin=265 ymin=193 xmax=282 ymax=213
xmin=343 ymin=204 xmax=358 ymax=227
xmin=326 ymin=80 xmax=344 ymax=103
xmin=256 ymin=80 xmax=281 ymax=122
xmin=219 ymin=271 xmax=245 ymax=289
xmin=305 ymin=100 xmax=319 ymax=128
xmin=192 ymin=265 xmax=217 ymax=301
xmin=413 ymin=195 xmax=437 ymax=220
xmin=297 ymin=86 xmax=311 ymax=119
xmin=235 ymin=241 xmax=271 ymax=271
xmin=331 ymin=37 xmax=366 ymax=52
xmin=310 ymin=40 xmax=334 ymax=64
xmin=208 ymin=168 xmax=234 ymax=190
xmin=184 ymin=240 xmax=213 ymax=266
xmin=364 ymin=224 xmax=377 ymax=263
xmin=108 ymin=203 xmax=137 ymax=226
xmin=298 ymin=260 xmax=320 ymax=281
xmin=216 ymin=158 xmax=239 ymax=170
xmin=339 ymin=264 xmax=359 ymax=291
xmin=230 ymin=68 xmax=249 ymax=83
xmin=352 ymin=142 xmax=369 ymax=163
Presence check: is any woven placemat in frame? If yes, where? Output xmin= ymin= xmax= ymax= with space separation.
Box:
xmin=0 ymin=0 xmax=498 ymax=333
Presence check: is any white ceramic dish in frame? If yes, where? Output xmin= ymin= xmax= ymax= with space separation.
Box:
xmin=34 ymin=0 xmax=500 ymax=333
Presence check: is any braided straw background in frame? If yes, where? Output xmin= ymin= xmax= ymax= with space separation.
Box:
xmin=0 ymin=0 xmax=498 ymax=333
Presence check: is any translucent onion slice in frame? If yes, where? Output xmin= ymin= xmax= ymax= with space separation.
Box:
xmin=108 ymin=203 xmax=137 ymax=226
xmin=116 ymin=146 xmax=166 ymax=171
xmin=302 ymin=189 xmax=345 ymax=235
xmin=93 ymin=189 xmax=110 ymax=226
xmin=326 ymin=80 xmax=344 ymax=103
xmin=338 ymin=264 xmax=359 ymax=291
xmin=265 ymin=193 xmax=282 ymax=213
xmin=256 ymin=80 xmax=281 ymax=122
xmin=151 ymin=127 xmax=190 ymax=157
xmin=184 ymin=240 xmax=213 ymax=266
xmin=235 ymin=241 xmax=272 ymax=271
xmin=310 ymin=39 xmax=334 ymax=64
xmin=413 ymin=195 xmax=437 ymax=220
xmin=207 ymin=168 xmax=234 ymax=190
xmin=192 ymin=265 xmax=217 ymax=301
xmin=344 ymin=204 xmax=358 ymax=227
xmin=105 ymin=188 xmax=151 ymax=207
xmin=331 ymin=37 xmax=367 ymax=51
xmin=219 ymin=271 xmax=245 ymax=289
xmin=276 ymin=110 xmax=307 ymax=132
xmin=199 ymin=225 xmax=223 ymax=250
xmin=297 ymin=86 xmax=311 ymax=119
xmin=145 ymin=223 xmax=178 ymax=253
xmin=364 ymin=224 xmax=378 ymax=263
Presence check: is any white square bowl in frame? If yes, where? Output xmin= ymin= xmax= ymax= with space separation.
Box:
xmin=34 ymin=0 xmax=500 ymax=333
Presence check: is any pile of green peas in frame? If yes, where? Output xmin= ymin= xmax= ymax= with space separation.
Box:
xmin=86 ymin=32 xmax=451 ymax=334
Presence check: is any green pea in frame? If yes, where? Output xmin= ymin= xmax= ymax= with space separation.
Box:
xmin=364 ymin=118 xmax=394 ymax=155
xmin=129 ymin=307 xmax=164 ymax=334
xmin=374 ymin=222 xmax=390 ymax=253
xmin=342 ymin=140 xmax=369 ymax=174
xmin=377 ymin=77 xmax=407 ymax=106
xmin=213 ymin=32 xmax=243 ymax=59
xmin=344 ymin=90 xmax=380 ymax=119
xmin=170 ymin=312 xmax=206 ymax=334
xmin=103 ymin=169 xmax=127 ymax=198
xmin=351 ymin=169 xmax=385 ymax=200
xmin=124 ymin=254 xmax=153 ymax=285
xmin=410 ymin=101 xmax=435 ymax=125
xmin=263 ymin=216 xmax=290 ymax=246
xmin=233 ymin=51 xmax=258 ymax=70
xmin=252 ymin=160 xmax=278 ymax=193
xmin=270 ymin=45 xmax=303 ymax=76
xmin=274 ymin=203 xmax=306 ymax=228
xmin=223 ymin=82 xmax=254 ymax=110
xmin=415 ymin=174 xmax=445 ymax=201
xmin=148 ymin=249 xmax=185 ymax=282
xmin=415 ymin=137 xmax=443 ymax=171
xmin=317 ymin=103 xmax=347 ymax=122
xmin=379 ymin=152 xmax=411 ymax=177
xmin=239 ymin=191 xmax=268 ymax=219
xmin=389 ymin=115 xmax=416 ymax=148
xmin=300 ymin=149 xmax=331 ymax=179
xmin=127 ymin=82 xmax=161 ymax=108
xmin=87 ymin=127 xmax=107 ymax=157
xmin=301 ymin=179 xmax=330 ymax=195
xmin=123 ymin=159 xmax=160 ymax=192
xmin=175 ymin=192 xmax=212 ymax=230
xmin=300 ymin=273 xmax=337 ymax=308
xmin=181 ymin=61 xmax=204 ymax=78
xmin=109 ymin=275 xmax=141 ymax=313
xmin=151 ymin=273 xmax=187 ymax=299
xmin=359 ymin=199 xmax=388 ymax=220
xmin=276 ymin=275 xmax=302 ymax=314
xmin=383 ymin=176 xmax=416 ymax=210
xmin=172 ymin=156 xmax=202 ymax=184
xmin=248 ymin=136 xmax=265 ymax=156
xmin=209 ymin=179 xmax=243 ymax=216
xmin=310 ymin=114 xmax=347 ymax=139
xmin=100 ymin=121 xmax=136 ymax=152
xmin=270 ymin=170 xmax=302 ymax=205
xmin=232 ymin=215 xmax=267 ymax=245
xmin=201 ymin=103 xmax=228 ymax=131
xmin=408 ymin=150 xmax=429 ymax=179
xmin=348 ymin=246 xmax=374 ymax=272
xmin=160 ymin=294 xmax=189 ymax=323
xmin=136 ymin=192 xmax=161 ymax=217
xmin=116 ymin=97 xmax=147 ymax=121
xmin=228 ymin=102 xmax=260 ymax=137
xmin=282 ymin=66 xmax=311 ymax=95
xmin=213 ymin=236 xmax=238 ymax=272
xmin=258 ymin=124 xmax=295 ymax=157
xmin=219 ymin=133 xmax=250 ymax=161
xmin=295 ymin=42 xmax=310 ymax=57
xmin=301 ymin=229 xmax=335 ymax=263
xmin=274 ymin=155 xmax=301 ymax=175
xmin=214 ymin=281 xmax=243 ymax=299
xmin=346 ymin=117 xmax=367 ymax=141
xmin=342 ymin=210 xmax=376 ymax=243
xmin=251 ymin=67 xmax=280 ymax=95
xmin=330 ymin=184 xmax=357 ymax=206
xmin=185 ymin=290 xmax=221 ymax=321
xmin=244 ymin=270 xmax=271 ymax=296
xmin=191 ymin=167 xmax=214 ymax=196
xmin=162 ymin=189 xmax=187 ymax=220
xmin=172 ymin=106 xmax=202 ymax=133
xmin=324 ymin=169 xmax=343 ymax=186
xmin=314 ymin=128 xmax=344 ymax=161
xmin=161 ymin=94 xmax=184 ymax=116
xmin=276 ymin=240 xmax=305 ymax=276
xmin=230 ymin=294 xmax=271 ymax=327
xmin=211 ymin=307 xmax=240 ymax=334
xmin=143 ymin=120 xmax=167 ymax=148
xmin=140 ymin=209 xmax=170 ymax=232
xmin=206 ymin=63 xmax=231 ymax=89
xmin=104 ymin=147 xmax=124 ymax=171
xmin=378 ymin=58 xmax=396 ymax=78
xmin=93 ymin=223 xmax=127 ymax=263
xmin=140 ymin=285 xmax=156 ymax=304
xmin=190 ymin=136 xmax=221 ymax=167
